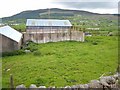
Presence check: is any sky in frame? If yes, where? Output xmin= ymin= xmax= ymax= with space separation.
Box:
xmin=0 ymin=0 xmax=119 ymax=18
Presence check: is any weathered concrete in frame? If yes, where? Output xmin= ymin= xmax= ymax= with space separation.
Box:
xmin=0 ymin=34 xmax=22 ymax=53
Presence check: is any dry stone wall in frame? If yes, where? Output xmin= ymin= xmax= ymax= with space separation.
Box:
xmin=15 ymin=73 xmax=120 ymax=90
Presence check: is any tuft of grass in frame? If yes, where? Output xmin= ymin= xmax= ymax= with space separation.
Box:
xmin=33 ymin=50 xmax=41 ymax=56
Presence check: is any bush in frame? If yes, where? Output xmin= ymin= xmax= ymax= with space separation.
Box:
xmin=26 ymin=46 xmax=38 ymax=52
xmin=2 ymin=50 xmax=25 ymax=57
xmin=33 ymin=50 xmax=41 ymax=56
xmin=24 ymin=41 xmax=38 ymax=52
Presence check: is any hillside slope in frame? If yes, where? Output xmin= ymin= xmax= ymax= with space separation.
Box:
xmin=1 ymin=8 xmax=118 ymax=24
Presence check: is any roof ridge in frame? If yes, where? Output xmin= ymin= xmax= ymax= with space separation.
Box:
xmin=26 ymin=19 xmax=72 ymax=27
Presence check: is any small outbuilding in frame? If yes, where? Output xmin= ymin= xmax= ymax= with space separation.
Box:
xmin=0 ymin=26 xmax=22 ymax=53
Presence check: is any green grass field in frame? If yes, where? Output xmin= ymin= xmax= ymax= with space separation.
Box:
xmin=2 ymin=36 xmax=118 ymax=88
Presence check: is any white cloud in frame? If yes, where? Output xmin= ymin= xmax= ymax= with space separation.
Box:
xmin=0 ymin=0 xmax=56 ymax=18
xmin=80 ymin=8 xmax=118 ymax=14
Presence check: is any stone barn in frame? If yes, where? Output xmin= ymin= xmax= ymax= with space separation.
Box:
xmin=0 ymin=26 xmax=23 ymax=53
xmin=23 ymin=19 xmax=84 ymax=43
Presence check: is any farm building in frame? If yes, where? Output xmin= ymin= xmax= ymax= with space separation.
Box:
xmin=0 ymin=26 xmax=22 ymax=53
xmin=23 ymin=19 xmax=84 ymax=43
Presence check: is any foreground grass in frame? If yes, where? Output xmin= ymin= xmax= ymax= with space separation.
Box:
xmin=2 ymin=36 xmax=118 ymax=88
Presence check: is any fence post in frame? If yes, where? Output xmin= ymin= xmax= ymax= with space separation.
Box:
xmin=10 ymin=74 xmax=14 ymax=90
xmin=70 ymin=27 xmax=72 ymax=41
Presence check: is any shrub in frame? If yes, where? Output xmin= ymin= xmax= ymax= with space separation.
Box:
xmin=28 ymin=46 xmax=38 ymax=52
xmin=23 ymin=41 xmax=38 ymax=52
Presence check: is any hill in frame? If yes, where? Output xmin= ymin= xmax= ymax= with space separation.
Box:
xmin=1 ymin=8 xmax=118 ymax=24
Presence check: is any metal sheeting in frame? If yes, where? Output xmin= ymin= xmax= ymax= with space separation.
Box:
xmin=26 ymin=19 xmax=72 ymax=27
xmin=0 ymin=26 xmax=22 ymax=42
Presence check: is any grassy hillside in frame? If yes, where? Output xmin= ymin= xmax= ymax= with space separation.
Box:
xmin=2 ymin=8 xmax=118 ymax=24
xmin=2 ymin=36 xmax=118 ymax=88
xmin=1 ymin=8 xmax=118 ymax=33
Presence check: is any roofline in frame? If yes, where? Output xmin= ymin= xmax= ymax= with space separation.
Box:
xmin=26 ymin=25 xmax=72 ymax=27
xmin=26 ymin=19 xmax=70 ymax=20
xmin=1 ymin=34 xmax=22 ymax=43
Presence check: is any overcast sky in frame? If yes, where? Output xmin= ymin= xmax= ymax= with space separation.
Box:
xmin=0 ymin=0 xmax=119 ymax=18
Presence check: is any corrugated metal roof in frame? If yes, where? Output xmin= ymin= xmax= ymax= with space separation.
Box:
xmin=26 ymin=19 xmax=72 ymax=27
xmin=0 ymin=26 xmax=22 ymax=42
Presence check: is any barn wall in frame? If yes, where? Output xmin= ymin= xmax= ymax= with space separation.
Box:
xmin=22 ymin=33 xmax=31 ymax=43
xmin=0 ymin=34 xmax=21 ymax=53
xmin=23 ymin=26 xmax=84 ymax=43
xmin=18 ymin=38 xmax=22 ymax=49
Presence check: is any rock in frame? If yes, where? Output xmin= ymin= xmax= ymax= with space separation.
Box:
xmin=6 ymin=69 xmax=10 ymax=72
xmin=25 ymin=50 xmax=31 ymax=53
xmin=29 ymin=84 xmax=37 ymax=88
xmin=4 ymin=68 xmax=10 ymax=72
xmin=16 ymin=84 xmax=26 ymax=90
xmin=108 ymin=32 xmax=113 ymax=36
xmin=90 ymin=80 xmax=100 ymax=83
xmin=52 ymin=86 xmax=55 ymax=88
xmin=64 ymin=86 xmax=71 ymax=88
xmin=71 ymin=85 xmax=79 ymax=88
xmin=100 ymin=76 xmax=116 ymax=85
xmin=100 ymin=78 xmax=110 ymax=87
xmin=113 ymin=73 xmax=119 ymax=80
xmin=71 ymin=84 xmax=89 ymax=89
xmin=64 ymin=86 xmax=71 ymax=90
xmin=83 ymin=84 xmax=89 ymax=88
xmin=48 ymin=86 xmax=56 ymax=90
xmin=88 ymin=80 xmax=103 ymax=88
xmin=78 ymin=84 xmax=85 ymax=88
xmin=38 ymin=86 xmax=46 ymax=88
xmin=99 ymin=75 xmax=118 ymax=90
